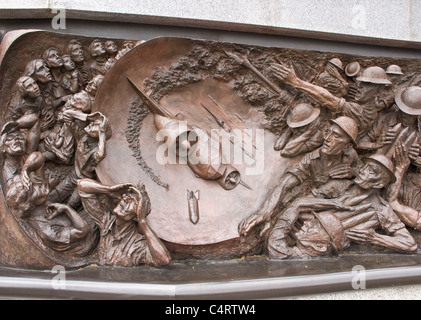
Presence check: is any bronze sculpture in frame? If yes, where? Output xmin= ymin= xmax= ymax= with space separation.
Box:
xmin=1 ymin=31 xmax=421 ymax=270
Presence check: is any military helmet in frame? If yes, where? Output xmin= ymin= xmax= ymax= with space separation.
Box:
xmin=356 ymin=66 xmax=392 ymax=85
xmin=386 ymin=64 xmax=403 ymax=75
xmin=394 ymin=86 xmax=421 ymax=116
xmin=345 ymin=61 xmax=361 ymax=77
xmin=329 ymin=116 xmax=358 ymax=146
xmin=287 ymin=103 xmax=321 ymax=128
xmin=328 ymin=58 xmax=344 ymax=71
xmin=312 ymin=212 xmax=344 ymax=255
xmin=363 ymin=154 xmax=396 ymax=183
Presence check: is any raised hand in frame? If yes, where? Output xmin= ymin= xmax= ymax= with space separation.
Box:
xmin=394 ymin=142 xmax=411 ymax=172
xmin=270 ymin=63 xmax=298 ymax=86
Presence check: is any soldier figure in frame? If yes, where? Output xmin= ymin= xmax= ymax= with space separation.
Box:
xmin=359 ymin=86 xmax=421 ymax=168
xmin=271 ymin=63 xmax=391 ymax=138
xmin=315 ymin=58 xmax=349 ymax=98
xmin=239 ymin=116 xmax=360 ymax=237
xmin=266 ymin=153 xmax=417 ymax=259
xmin=274 ymin=103 xmax=323 ymax=158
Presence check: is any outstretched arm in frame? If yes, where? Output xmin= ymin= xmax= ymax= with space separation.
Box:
xmin=238 ymin=173 xmax=300 ymax=237
xmin=270 ymin=63 xmax=341 ymax=112
xmin=347 ymin=227 xmax=417 ymax=253
xmin=77 ymin=178 xmax=134 ymax=197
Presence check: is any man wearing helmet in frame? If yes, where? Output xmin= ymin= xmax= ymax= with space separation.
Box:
xmin=358 ymin=86 xmax=421 ymax=168
xmin=266 ymin=152 xmax=417 ymax=259
xmin=274 ymin=103 xmax=324 ymax=158
xmin=314 ymin=58 xmax=349 ymax=98
xmin=239 ymin=116 xmax=360 ymax=238
xmin=270 ymin=63 xmax=391 ymax=139
xmin=375 ymin=65 xmax=405 ymax=112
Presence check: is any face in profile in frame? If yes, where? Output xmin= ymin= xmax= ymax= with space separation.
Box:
xmin=353 ymin=161 xmax=389 ymax=190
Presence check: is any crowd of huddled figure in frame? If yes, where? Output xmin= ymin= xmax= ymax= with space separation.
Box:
xmin=2 ymin=37 xmax=421 ymax=265
xmin=0 ymin=38 xmax=172 ymax=268
xmin=238 ymin=57 xmax=421 ymax=259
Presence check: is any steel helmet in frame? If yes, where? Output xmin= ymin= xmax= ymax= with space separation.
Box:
xmin=312 ymin=212 xmax=344 ymax=255
xmin=328 ymin=58 xmax=344 ymax=71
xmin=394 ymin=86 xmax=421 ymax=115
xmin=345 ymin=61 xmax=361 ymax=77
xmin=386 ymin=65 xmax=403 ymax=75
xmin=356 ymin=66 xmax=392 ymax=85
xmin=287 ymin=103 xmax=321 ymax=128
xmin=329 ymin=116 xmax=358 ymax=146
xmin=363 ymin=154 xmax=396 ymax=183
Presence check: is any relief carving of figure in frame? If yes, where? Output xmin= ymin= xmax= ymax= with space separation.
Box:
xmin=46 ymin=111 xmax=112 ymax=209
xmin=266 ymin=152 xmax=417 ymax=259
xmin=274 ymin=103 xmax=324 ymax=158
xmin=3 ymin=34 xmax=421 ymax=268
xmin=77 ymin=178 xmax=171 ymax=267
xmin=66 ymin=39 xmax=92 ymax=87
xmin=358 ymin=87 xmax=421 ymax=167
xmin=88 ymin=39 xmax=108 ymax=77
xmin=239 ymin=116 xmax=360 ymax=237
xmin=0 ymin=116 xmax=48 ymax=217
xmin=270 ymin=63 xmax=391 ymax=139
xmin=60 ymin=54 xmax=83 ymax=95
xmin=314 ymin=58 xmax=349 ymax=98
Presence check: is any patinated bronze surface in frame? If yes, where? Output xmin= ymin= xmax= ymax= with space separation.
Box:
xmin=1 ymin=30 xmax=421 ymax=269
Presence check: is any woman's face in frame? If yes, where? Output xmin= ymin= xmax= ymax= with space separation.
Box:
xmin=46 ymin=49 xmax=63 ymax=68
xmin=22 ymin=78 xmax=40 ymax=98
xmin=35 ymin=60 xmax=53 ymax=83
xmin=62 ymin=56 xmax=75 ymax=71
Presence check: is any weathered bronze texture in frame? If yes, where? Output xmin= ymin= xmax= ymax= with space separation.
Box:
xmin=1 ymin=30 xmax=421 ymax=271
